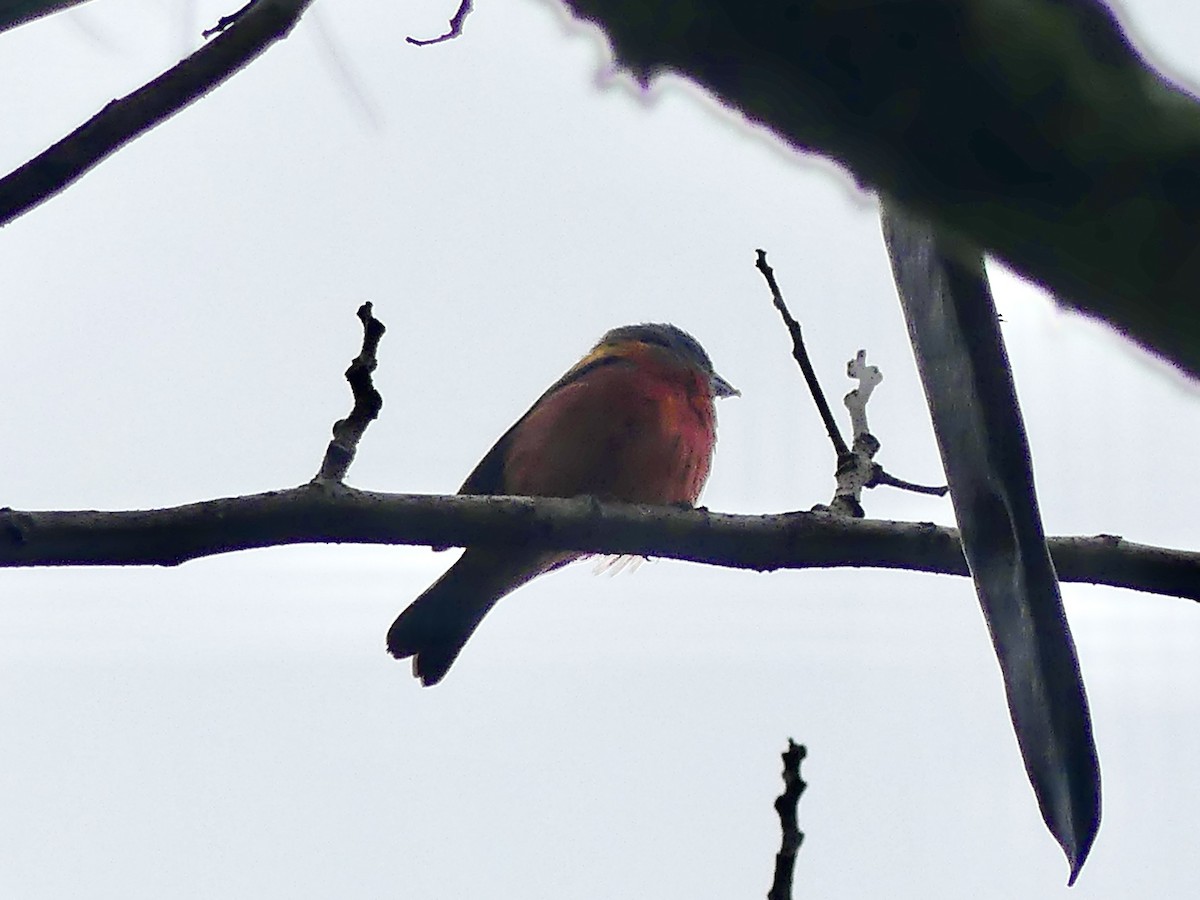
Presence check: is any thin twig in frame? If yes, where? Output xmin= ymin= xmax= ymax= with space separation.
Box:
xmin=756 ymin=249 xmax=849 ymax=458
xmin=406 ymin=0 xmax=473 ymax=46
xmin=869 ymin=466 xmax=949 ymax=496
xmin=314 ymin=303 xmax=386 ymax=483
xmin=768 ymin=740 xmax=807 ymax=900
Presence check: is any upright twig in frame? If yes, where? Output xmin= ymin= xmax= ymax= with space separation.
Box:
xmin=755 ymin=250 xmax=849 ymax=459
xmin=768 ymin=740 xmax=807 ymax=900
xmin=835 ymin=350 xmax=949 ymax=510
xmin=313 ymin=303 xmax=386 ymax=483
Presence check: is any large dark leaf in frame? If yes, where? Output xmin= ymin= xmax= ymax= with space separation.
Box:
xmin=880 ymin=202 xmax=1100 ymax=883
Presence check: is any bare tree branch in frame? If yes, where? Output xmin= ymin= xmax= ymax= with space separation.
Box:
xmin=0 ymin=0 xmax=315 ymax=227
xmin=0 ymin=489 xmax=1194 ymax=601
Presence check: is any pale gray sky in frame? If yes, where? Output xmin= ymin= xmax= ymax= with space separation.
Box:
xmin=2 ymin=0 xmax=1199 ymax=897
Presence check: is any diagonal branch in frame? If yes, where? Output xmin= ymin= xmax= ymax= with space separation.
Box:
xmin=0 ymin=489 xmax=1195 ymax=602
xmin=0 ymin=0 xmax=315 ymax=227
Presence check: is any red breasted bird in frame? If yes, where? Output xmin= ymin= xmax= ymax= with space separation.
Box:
xmin=386 ymin=322 xmax=737 ymax=685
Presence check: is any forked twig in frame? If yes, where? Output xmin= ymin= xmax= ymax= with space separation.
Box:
xmin=756 ymin=250 xmax=947 ymax=512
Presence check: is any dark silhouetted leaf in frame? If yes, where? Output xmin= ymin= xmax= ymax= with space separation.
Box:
xmin=881 ymin=202 xmax=1100 ymax=884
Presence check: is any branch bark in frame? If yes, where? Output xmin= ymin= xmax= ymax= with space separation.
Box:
xmin=1 ymin=488 xmax=1195 ymax=601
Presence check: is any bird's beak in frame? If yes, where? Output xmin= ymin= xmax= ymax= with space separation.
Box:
xmin=711 ymin=372 xmax=740 ymax=398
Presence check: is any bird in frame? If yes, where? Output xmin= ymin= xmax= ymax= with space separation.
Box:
xmin=386 ymin=322 xmax=738 ymax=686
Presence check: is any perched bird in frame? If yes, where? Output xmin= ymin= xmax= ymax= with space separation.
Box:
xmin=386 ymin=322 xmax=738 ymax=685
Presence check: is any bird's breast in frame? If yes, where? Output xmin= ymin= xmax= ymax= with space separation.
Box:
xmin=502 ymin=358 xmax=717 ymax=505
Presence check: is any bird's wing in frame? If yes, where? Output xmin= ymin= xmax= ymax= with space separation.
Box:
xmin=457 ymin=353 xmax=633 ymax=496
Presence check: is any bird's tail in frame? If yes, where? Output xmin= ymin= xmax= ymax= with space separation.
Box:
xmin=386 ymin=549 xmax=555 ymax=686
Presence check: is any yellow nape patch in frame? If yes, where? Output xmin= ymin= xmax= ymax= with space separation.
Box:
xmin=575 ymin=340 xmax=641 ymax=370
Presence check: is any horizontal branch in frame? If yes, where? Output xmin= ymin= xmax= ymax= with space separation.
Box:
xmin=1 ymin=487 xmax=1195 ymax=601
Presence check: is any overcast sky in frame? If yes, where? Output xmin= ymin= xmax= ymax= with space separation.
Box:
xmin=2 ymin=0 xmax=1199 ymax=897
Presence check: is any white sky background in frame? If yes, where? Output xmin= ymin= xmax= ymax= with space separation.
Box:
xmin=2 ymin=0 xmax=1199 ymax=896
